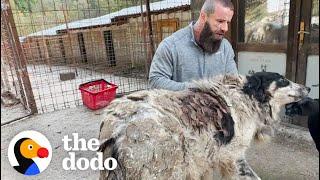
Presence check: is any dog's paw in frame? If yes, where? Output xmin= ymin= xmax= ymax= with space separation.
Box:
xmin=254 ymin=126 xmax=273 ymax=143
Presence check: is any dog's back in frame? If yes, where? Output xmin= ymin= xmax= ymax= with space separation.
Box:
xmin=99 ymin=90 xmax=191 ymax=179
xmin=99 ymin=73 xmax=310 ymax=180
xmin=99 ymin=84 xmax=241 ymax=179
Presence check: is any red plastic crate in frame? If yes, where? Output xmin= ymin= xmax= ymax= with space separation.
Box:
xmin=79 ymin=79 xmax=118 ymax=110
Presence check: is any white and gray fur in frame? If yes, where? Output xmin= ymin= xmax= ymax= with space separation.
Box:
xmin=98 ymin=72 xmax=309 ymax=180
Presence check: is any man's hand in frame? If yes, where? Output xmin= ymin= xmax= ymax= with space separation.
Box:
xmin=285 ymin=97 xmax=319 ymax=117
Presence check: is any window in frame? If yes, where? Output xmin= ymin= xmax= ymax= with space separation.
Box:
xmin=59 ymin=37 xmax=67 ymax=63
xmin=311 ymin=0 xmax=319 ymax=44
xmin=45 ymin=39 xmax=52 ymax=58
xmin=36 ymin=40 xmax=43 ymax=61
xmin=239 ymin=0 xmax=290 ymax=44
xmin=103 ymin=30 xmax=116 ymax=67
xmin=77 ymin=32 xmax=88 ymax=63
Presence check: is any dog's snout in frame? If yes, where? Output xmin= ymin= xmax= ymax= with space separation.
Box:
xmin=306 ymin=87 xmax=311 ymax=93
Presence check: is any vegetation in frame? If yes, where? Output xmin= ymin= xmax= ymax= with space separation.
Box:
xmin=312 ymin=0 xmax=319 ymax=16
xmin=11 ymin=0 xmax=317 ymax=36
xmin=10 ymin=0 xmax=162 ymax=36
xmin=245 ymin=1 xmax=268 ymax=24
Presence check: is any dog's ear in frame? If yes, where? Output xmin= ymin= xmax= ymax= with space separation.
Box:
xmin=243 ymin=75 xmax=270 ymax=103
xmin=244 ymin=75 xmax=261 ymax=91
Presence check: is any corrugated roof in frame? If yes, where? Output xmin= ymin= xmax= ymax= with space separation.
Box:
xmin=21 ymin=0 xmax=190 ymax=41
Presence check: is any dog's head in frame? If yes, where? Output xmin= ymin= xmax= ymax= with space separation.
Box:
xmin=243 ymin=72 xmax=310 ymax=106
xmin=243 ymin=72 xmax=310 ymax=142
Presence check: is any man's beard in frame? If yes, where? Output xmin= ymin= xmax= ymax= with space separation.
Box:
xmin=198 ymin=22 xmax=222 ymax=53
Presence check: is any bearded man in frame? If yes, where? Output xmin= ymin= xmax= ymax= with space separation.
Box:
xmin=149 ymin=0 xmax=238 ymax=91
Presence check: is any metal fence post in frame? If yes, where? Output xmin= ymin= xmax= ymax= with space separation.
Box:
xmin=2 ymin=0 xmax=38 ymax=114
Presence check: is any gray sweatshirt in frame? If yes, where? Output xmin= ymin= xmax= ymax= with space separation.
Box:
xmin=149 ymin=23 xmax=238 ymax=91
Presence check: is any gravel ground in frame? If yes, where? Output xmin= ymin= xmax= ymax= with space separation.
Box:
xmin=1 ymin=106 xmax=319 ymax=180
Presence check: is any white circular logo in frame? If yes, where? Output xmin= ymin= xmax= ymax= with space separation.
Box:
xmin=8 ymin=131 xmax=52 ymax=176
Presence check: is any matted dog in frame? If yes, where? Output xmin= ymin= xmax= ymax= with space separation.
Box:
xmin=98 ymin=72 xmax=310 ymax=180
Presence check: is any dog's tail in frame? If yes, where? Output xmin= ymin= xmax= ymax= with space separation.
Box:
xmin=98 ymin=138 xmax=126 ymax=180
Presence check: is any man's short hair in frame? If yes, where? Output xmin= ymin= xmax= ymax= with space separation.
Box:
xmin=201 ymin=0 xmax=234 ymax=15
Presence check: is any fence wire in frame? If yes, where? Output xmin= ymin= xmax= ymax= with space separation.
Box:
xmin=1 ymin=5 xmax=30 ymax=113
xmin=2 ymin=0 xmax=191 ymax=113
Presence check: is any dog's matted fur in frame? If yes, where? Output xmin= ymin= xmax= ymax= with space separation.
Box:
xmin=98 ymin=72 xmax=309 ymax=180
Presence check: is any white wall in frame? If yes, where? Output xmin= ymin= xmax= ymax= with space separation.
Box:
xmin=238 ymin=52 xmax=319 ymax=99
xmin=238 ymin=52 xmax=287 ymax=76
xmin=306 ymin=55 xmax=319 ymax=99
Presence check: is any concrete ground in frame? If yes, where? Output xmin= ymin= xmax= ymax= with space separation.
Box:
xmin=1 ymin=103 xmax=30 ymax=125
xmin=247 ymin=126 xmax=319 ymax=180
xmin=25 ymin=64 xmax=148 ymax=114
xmin=1 ymin=106 xmax=319 ymax=180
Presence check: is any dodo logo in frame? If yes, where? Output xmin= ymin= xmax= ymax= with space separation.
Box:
xmin=8 ymin=131 xmax=52 ymax=176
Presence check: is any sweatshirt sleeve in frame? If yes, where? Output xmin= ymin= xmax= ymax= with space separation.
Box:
xmin=148 ymin=40 xmax=189 ymax=91
xmin=223 ymin=39 xmax=238 ymax=75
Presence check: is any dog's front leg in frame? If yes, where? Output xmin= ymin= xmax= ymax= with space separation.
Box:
xmin=235 ymin=159 xmax=261 ymax=180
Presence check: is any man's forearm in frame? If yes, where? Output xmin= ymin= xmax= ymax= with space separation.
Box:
xmin=149 ymin=76 xmax=189 ymax=91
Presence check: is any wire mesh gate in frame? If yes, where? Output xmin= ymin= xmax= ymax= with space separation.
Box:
xmin=1 ymin=0 xmax=37 ymax=117
xmin=1 ymin=0 xmax=191 ymax=114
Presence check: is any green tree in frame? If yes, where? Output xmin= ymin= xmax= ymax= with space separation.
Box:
xmin=13 ymin=0 xmax=37 ymax=13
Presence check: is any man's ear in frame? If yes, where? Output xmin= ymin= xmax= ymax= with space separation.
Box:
xmin=199 ymin=11 xmax=207 ymax=22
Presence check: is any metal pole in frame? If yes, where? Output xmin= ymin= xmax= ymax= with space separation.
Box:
xmin=145 ymin=0 xmax=155 ymax=75
xmin=63 ymin=1 xmax=78 ymax=76
xmin=40 ymin=0 xmax=52 ymax=72
xmin=2 ymin=9 xmax=27 ymax=106
xmin=3 ymin=0 xmax=38 ymax=114
xmin=140 ymin=0 xmax=149 ymax=76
